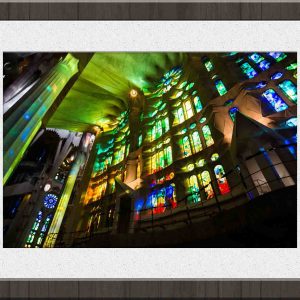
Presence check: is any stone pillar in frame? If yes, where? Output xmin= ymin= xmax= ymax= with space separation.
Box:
xmin=43 ymin=132 xmax=91 ymax=248
xmin=3 ymin=54 xmax=79 ymax=185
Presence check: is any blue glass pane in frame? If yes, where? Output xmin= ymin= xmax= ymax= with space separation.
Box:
xmin=278 ymin=80 xmax=297 ymax=103
xmin=286 ymin=117 xmax=297 ymax=127
xmin=261 ymin=89 xmax=289 ymax=112
xmin=268 ymin=52 xmax=287 ymax=62
xmin=229 ymin=107 xmax=239 ymax=121
xmin=271 ymin=72 xmax=283 ymax=80
xmin=258 ymin=60 xmax=271 ymax=71
xmin=256 ymin=81 xmax=267 ymax=89
xmin=249 ymin=53 xmax=264 ymax=63
xmin=240 ymin=62 xmax=257 ymax=78
xmin=43 ymin=193 xmax=58 ymax=209
xmin=224 ymin=99 xmax=234 ymax=106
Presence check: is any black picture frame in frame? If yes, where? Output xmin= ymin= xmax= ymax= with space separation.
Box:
xmin=1 ymin=1 xmax=299 ymax=298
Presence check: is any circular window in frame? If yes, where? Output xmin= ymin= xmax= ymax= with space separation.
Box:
xmin=43 ymin=193 xmax=58 ymax=209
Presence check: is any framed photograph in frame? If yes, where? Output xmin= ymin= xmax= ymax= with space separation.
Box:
xmin=1 ymin=1 xmax=299 ymax=298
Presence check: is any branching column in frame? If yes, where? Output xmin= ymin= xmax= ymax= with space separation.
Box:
xmin=3 ymin=54 xmax=79 ymax=185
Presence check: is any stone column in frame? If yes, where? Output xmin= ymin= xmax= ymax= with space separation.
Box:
xmin=43 ymin=132 xmax=91 ymax=248
xmin=3 ymin=54 xmax=79 ymax=185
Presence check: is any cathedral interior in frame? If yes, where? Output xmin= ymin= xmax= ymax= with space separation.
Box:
xmin=3 ymin=52 xmax=297 ymax=248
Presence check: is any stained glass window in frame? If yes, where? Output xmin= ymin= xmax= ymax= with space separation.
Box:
xmin=258 ymin=60 xmax=271 ymax=71
xmin=200 ymin=171 xmax=214 ymax=199
xmin=199 ymin=117 xmax=207 ymax=123
xmin=278 ymin=80 xmax=297 ymax=103
xmin=163 ymin=117 xmax=170 ymax=133
xmin=156 ymin=120 xmax=162 ymax=139
xmin=204 ymin=60 xmax=214 ymax=72
xmin=193 ymin=96 xmax=203 ymax=112
xmin=164 ymin=146 xmax=173 ymax=166
xmin=229 ymin=107 xmax=239 ymax=122
xmin=268 ymin=52 xmax=287 ymax=62
xmin=187 ymin=175 xmax=200 ymax=203
xmin=256 ymin=81 xmax=267 ymax=89
xmin=240 ymin=62 xmax=257 ymax=79
xmin=151 ymin=146 xmax=172 ymax=173
xmin=271 ymin=72 xmax=283 ymax=80
xmin=286 ymin=62 xmax=297 ymax=71
xmin=249 ymin=53 xmax=264 ymax=64
xmin=286 ymin=117 xmax=297 ymax=127
xmin=186 ymin=82 xmax=195 ymax=91
xmin=202 ymin=125 xmax=214 ymax=147
xmin=166 ymin=183 xmax=177 ymax=208
xmin=184 ymin=100 xmax=194 ymax=119
xmin=215 ymin=79 xmax=227 ymax=96
xmin=138 ymin=134 xmax=142 ymax=147
xmin=178 ymin=107 xmax=185 ymax=124
xmin=214 ymin=165 xmax=231 ymax=194
xmin=26 ymin=211 xmax=42 ymax=244
xmin=261 ymin=89 xmax=289 ymax=112
xmin=181 ymin=136 xmax=192 ymax=157
xmin=178 ymin=81 xmax=187 ymax=89
xmin=211 ymin=153 xmax=219 ymax=161
xmin=36 ymin=213 xmax=53 ymax=246
xmin=146 ymin=184 xmax=176 ymax=214
xmin=155 ymin=66 xmax=183 ymax=96
xmin=197 ymin=159 xmax=205 ymax=167
xmin=43 ymin=193 xmax=58 ymax=209
xmin=191 ymin=131 xmax=202 ymax=153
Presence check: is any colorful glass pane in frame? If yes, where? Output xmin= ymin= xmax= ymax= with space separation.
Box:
xmin=211 ymin=153 xmax=219 ymax=161
xmin=43 ymin=193 xmax=58 ymax=209
xmin=200 ymin=171 xmax=214 ymax=199
xmin=193 ymin=96 xmax=203 ymax=112
xmin=278 ymin=80 xmax=297 ymax=103
xmin=214 ymin=165 xmax=231 ymax=194
xmin=166 ymin=184 xmax=177 ymax=208
xmin=204 ymin=60 xmax=214 ymax=72
xmin=256 ymin=81 xmax=267 ymax=89
xmin=164 ymin=146 xmax=173 ymax=166
xmin=182 ymin=136 xmax=192 ymax=157
xmin=271 ymin=72 xmax=283 ymax=80
xmin=261 ymin=89 xmax=289 ymax=112
xmin=199 ymin=117 xmax=206 ymax=123
xmin=286 ymin=62 xmax=297 ymax=71
xmin=215 ymin=79 xmax=227 ymax=96
xmin=249 ymin=53 xmax=264 ymax=64
xmin=240 ymin=62 xmax=257 ymax=79
xmin=178 ymin=107 xmax=185 ymax=123
xmin=268 ymin=52 xmax=287 ymax=62
xmin=184 ymin=100 xmax=194 ymax=118
xmin=191 ymin=131 xmax=202 ymax=153
xmin=286 ymin=117 xmax=297 ymax=127
xmin=202 ymin=125 xmax=214 ymax=147
xmin=197 ymin=159 xmax=205 ymax=167
xmin=188 ymin=175 xmax=200 ymax=203
xmin=229 ymin=107 xmax=239 ymax=121
xmin=258 ymin=60 xmax=271 ymax=71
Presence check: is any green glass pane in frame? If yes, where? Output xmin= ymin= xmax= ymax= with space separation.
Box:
xmin=193 ymin=96 xmax=203 ymax=112
xmin=286 ymin=62 xmax=297 ymax=71
xmin=215 ymin=80 xmax=227 ymax=96
xmin=278 ymin=80 xmax=297 ymax=103
xmin=178 ymin=81 xmax=188 ymax=89
xmin=204 ymin=60 xmax=214 ymax=72
xmin=202 ymin=125 xmax=214 ymax=147
xmin=211 ymin=153 xmax=219 ymax=161
xmin=186 ymin=82 xmax=195 ymax=91
xmin=192 ymin=131 xmax=202 ymax=153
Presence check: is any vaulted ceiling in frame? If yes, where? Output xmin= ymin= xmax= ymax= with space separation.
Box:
xmin=47 ymin=52 xmax=186 ymax=133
